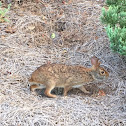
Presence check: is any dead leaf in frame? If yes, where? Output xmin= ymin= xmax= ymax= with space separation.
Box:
xmin=5 ymin=26 xmax=16 ymax=33
xmin=28 ymin=25 xmax=35 ymax=30
xmin=1 ymin=35 xmax=5 ymax=40
xmin=104 ymin=6 xmax=109 ymax=10
xmin=95 ymin=36 xmax=98 ymax=40
xmin=98 ymin=90 xmax=106 ymax=96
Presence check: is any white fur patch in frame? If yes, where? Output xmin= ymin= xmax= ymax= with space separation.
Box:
xmin=72 ymin=85 xmax=83 ymax=88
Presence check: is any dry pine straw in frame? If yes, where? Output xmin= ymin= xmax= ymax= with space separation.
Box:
xmin=0 ymin=0 xmax=126 ymax=126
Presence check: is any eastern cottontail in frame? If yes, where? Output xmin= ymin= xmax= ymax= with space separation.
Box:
xmin=29 ymin=56 xmax=109 ymax=98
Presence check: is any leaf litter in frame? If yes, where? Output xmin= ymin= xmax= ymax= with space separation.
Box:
xmin=0 ymin=0 xmax=126 ymax=126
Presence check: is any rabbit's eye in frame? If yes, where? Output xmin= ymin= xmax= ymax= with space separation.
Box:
xmin=101 ymin=71 xmax=104 ymax=74
xmin=100 ymin=71 xmax=105 ymax=75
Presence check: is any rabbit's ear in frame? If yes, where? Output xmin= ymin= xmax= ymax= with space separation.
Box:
xmin=91 ymin=56 xmax=100 ymax=69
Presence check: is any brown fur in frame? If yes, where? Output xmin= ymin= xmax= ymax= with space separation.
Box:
xmin=29 ymin=57 xmax=109 ymax=98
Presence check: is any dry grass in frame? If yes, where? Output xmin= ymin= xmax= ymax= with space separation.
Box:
xmin=0 ymin=0 xmax=126 ymax=126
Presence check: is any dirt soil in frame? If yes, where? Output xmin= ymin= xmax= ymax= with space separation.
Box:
xmin=0 ymin=0 xmax=126 ymax=126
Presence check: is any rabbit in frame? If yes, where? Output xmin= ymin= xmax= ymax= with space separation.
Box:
xmin=29 ymin=56 xmax=109 ymax=98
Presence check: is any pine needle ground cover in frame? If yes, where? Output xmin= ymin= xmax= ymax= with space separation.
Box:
xmin=0 ymin=0 xmax=126 ymax=126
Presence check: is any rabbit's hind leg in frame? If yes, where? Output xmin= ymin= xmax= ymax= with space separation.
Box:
xmin=30 ymin=84 xmax=39 ymax=92
xmin=30 ymin=84 xmax=43 ymax=96
xmin=44 ymin=82 xmax=57 ymax=98
xmin=30 ymin=84 xmax=45 ymax=91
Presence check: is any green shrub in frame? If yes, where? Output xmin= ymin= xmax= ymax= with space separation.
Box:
xmin=0 ymin=2 xmax=11 ymax=22
xmin=101 ymin=0 xmax=126 ymax=55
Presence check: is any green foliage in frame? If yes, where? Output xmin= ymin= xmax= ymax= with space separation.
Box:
xmin=119 ymin=11 xmax=126 ymax=28
xmin=106 ymin=0 xmax=126 ymax=6
xmin=0 ymin=2 xmax=11 ymax=23
xmin=101 ymin=6 xmax=118 ymax=27
xmin=101 ymin=0 xmax=126 ymax=55
xmin=106 ymin=26 xmax=126 ymax=55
